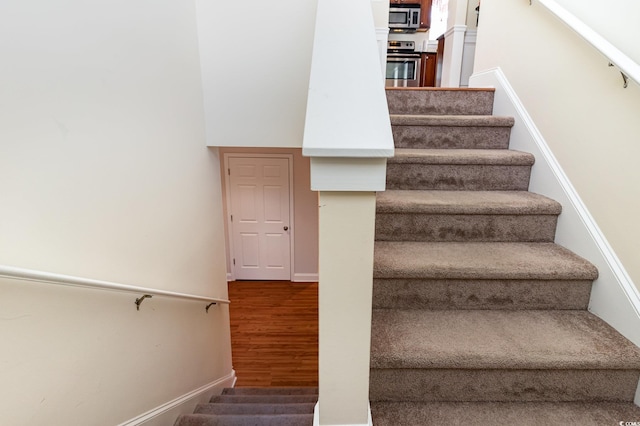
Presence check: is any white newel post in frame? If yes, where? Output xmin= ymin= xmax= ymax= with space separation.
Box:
xmin=303 ymin=1 xmax=394 ymax=424
xmin=317 ymin=190 xmax=377 ymax=425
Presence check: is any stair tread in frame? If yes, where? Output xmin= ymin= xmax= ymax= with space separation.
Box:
xmin=376 ymin=190 xmax=561 ymax=215
xmin=222 ymin=387 xmax=318 ymax=395
xmin=390 ymin=149 xmax=535 ymax=165
xmin=370 ymin=401 xmax=640 ymax=426
xmin=390 ymin=114 xmax=514 ymax=127
xmin=374 ymin=241 xmax=598 ymax=280
xmin=370 ymin=310 xmax=640 ymax=370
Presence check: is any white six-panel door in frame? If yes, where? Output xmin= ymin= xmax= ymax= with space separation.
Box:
xmin=227 ymin=156 xmax=291 ymax=280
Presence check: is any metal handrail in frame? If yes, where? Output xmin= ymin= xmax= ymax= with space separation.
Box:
xmin=532 ymin=0 xmax=640 ymax=88
xmin=0 ymin=265 xmax=230 ymax=311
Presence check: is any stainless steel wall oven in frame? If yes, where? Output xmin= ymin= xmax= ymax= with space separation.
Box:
xmin=386 ymin=41 xmax=421 ymax=88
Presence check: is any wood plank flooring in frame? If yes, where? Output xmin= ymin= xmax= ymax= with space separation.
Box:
xmin=228 ymin=281 xmax=318 ymax=387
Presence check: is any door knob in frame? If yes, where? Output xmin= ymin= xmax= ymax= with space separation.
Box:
xmin=284 ymin=226 xmax=289 ymax=231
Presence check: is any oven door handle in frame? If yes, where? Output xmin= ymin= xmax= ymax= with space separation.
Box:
xmin=386 ymin=53 xmax=421 ymax=58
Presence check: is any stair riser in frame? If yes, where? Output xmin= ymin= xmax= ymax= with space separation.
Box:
xmin=386 ymin=164 xmax=531 ymax=191
xmin=372 ymin=279 xmax=592 ymax=310
xmin=375 ymin=213 xmax=557 ymax=242
xmin=369 ymin=369 xmax=640 ymax=402
xmin=393 ymin=126 xmax=511 ymax=149
xmin=221 ymin=387 xmax=318 ymax=396
xmin=209 ymin=395 xmax=318 ymax=404
xmin=386 ymin=90 xmax=494 ymax=115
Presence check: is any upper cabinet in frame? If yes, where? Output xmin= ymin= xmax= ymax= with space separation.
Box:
xmin=389 ymin=0 xmax=433 ymax=30
xmin=419 ymin=0 xmax=432 ymax=29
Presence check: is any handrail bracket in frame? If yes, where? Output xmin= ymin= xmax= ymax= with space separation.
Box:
xmin=135 ymin=294 xmax=153 ymax=311
xmin=205 ymin=302 xmax=217 ymax=313
xmin=609 ymin=62 xmax=629 ymax=88
xmin=621 ymin=71 xmax=629 ymax=88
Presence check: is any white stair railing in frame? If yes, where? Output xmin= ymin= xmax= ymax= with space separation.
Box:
xmin=0 ymin=265 xmax=229 ymax=311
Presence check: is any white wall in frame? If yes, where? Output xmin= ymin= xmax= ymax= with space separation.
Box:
xmin=474 ymin=0 xmax=640 ymax=291
xmin=196 ymin=0 xmax=319 ymax=148
xmin=371 ymin=0 xmax=390 ymax=27
xmin=218 ymin=148 xmax=319 ymax=281
xmin=0 ymin=0 xmax=232 ymax=423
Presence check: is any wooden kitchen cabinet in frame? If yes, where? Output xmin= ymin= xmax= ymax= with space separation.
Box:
xmin=420 ymin=52 xmax=437 ymax=87
xmin=419 ymin=0 xmax=432 ymax=30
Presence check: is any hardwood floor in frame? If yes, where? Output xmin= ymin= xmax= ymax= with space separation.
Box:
xmin=228 ymin=280 xmax=318 ymax=387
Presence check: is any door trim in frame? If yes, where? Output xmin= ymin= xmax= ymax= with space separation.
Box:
xmin=223 ymin=153 xmax=295 ymax=281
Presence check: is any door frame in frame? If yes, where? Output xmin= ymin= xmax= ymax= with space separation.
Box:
xmin=223 ymin=153 xmax=295 ymax=281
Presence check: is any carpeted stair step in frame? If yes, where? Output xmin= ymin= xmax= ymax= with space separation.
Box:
xmin=390 ymin=115 xmax=514 ymax=149
xmin=221 ymin=387 xmax=318 ymax=395
xmin=174 ymin=413 xmax=313 ymax=426
xmin=375 ymin=190 xmax=561 ymax=242
xmin=372 ymin=241 xmax=596 ymax=310
xmin=372 ymin=276 xmax=593 ymax=310
xmin=209 ymin=394 xmax=318 ymax=404
xmin=374 ymin=241 xmax=598 ymax=281
xmin=194 ymin=403 xmax=316 ymax=415
xmin=386 ymin=149 xmax=534 ymax=190
xmin=175 ymin=387 xmax=318 ymax=426
xmin=370 ymin=401 xmax=640 ymax=426
xmin=369 ymin=310 xmax=640 ymax=402
xmin=386 ymin=88 xmax=495 ymax=116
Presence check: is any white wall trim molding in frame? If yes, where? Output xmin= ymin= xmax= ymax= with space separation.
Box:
xmin=441 ymin=24 xmax=467 ymax=87
xmin=313 ymin=402 xmax=373 ymax=426
xmin=117 ymin=370 xmax=236 ymax=426
xmin=464 ymin=28 xmax=477 ymax=44
xmin=293 ymin=273 xmax=319 ymax=282
xmin=469 ymin=68 xmax=640 ymax=352
xmin=226 ymin=272 xmax=235 ymax=282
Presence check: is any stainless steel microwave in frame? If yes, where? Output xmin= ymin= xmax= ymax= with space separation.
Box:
xmin=389 ymin=6 xmax=420 ymax=32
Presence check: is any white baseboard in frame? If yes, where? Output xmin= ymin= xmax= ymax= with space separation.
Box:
xmin=293 ymin=273 xmax=319 ymax=282
xmin=469 ymin=68 xmax=640 ymax=349
xmin=313 ymin=402 xmax=373 ymax=426
xmin=226 ymin=272 xmax=234 ymax=282
xmin=117 ymin=370 xmax=236 ymax=426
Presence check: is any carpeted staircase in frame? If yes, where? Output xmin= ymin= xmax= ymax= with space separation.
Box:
xmin=369 ymin=88 xmax=640 ymax=425
xmin=174 ymin=387 xmax=317 ymax=426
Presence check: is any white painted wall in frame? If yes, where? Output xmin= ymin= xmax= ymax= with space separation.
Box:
xmin=218 ymin=148 xmax=319 ymax=281
xmin=196 ymin=0 xmax=319 ymax=148
xmin=474 ymin=0 xmax=640 ymax=291
xmin=0 ymin=0 xmax=232 ymax=423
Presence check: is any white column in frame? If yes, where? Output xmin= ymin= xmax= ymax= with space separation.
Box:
xmin=460 ymin=29 xmax=478 ymax=87
xmin=317 ymin=191 xmax=377 ymax=426
xmin=441 ymin=0 xmax=469 ymax=87
xmin=376 ymin=27 xmax=390 ymax=84
xmin=441 ymin=24 xmax=467 ymax=87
